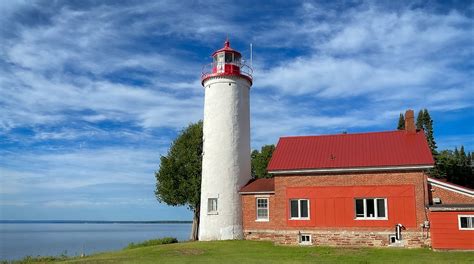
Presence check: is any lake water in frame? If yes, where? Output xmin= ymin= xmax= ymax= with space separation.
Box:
xmin=0 ymin=223 xmax=192 ymax=261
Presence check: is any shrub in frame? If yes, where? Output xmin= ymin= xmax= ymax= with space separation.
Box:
xmin=126 ymin=237 xmax=178 ymax=249
xmin=7 ymin=254 xmax=69 ymax=263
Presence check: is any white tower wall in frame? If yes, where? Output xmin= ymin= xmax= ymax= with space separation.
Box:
xmin=199 ymin=76 xmax=251 ymax=241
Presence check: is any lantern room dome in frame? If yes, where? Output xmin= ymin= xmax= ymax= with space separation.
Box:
xmin=211 ymin=39 xmax=242 ymax=57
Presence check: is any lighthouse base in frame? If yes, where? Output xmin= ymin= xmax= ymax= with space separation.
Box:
xmin=199 ymin=224 xmax=244 ymax=241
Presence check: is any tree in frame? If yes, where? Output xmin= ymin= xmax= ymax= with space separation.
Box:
xmin=251 ymin=145 xmax=275 ymax=179
xmin=459 ymin=146 xmax=467 ymax=166
xmin=395 ymin=110 xmax=474 ymax=187
xmin=416 ymin=110 xmax=424 ymax=130
xmin=155 ymin=121 xmax=203 ymax=241
xmin=397 ymin=113 xmax=405 ymax=130
xmin=434 ymin=147 xmax=473 ymax=188
xmin=422 ymin=109 xmax=437 ymax=157
xmin=413 ymin=109 xmax=437 ymax=157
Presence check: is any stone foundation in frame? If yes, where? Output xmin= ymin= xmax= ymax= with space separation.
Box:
xmin=244 ymin=229 xmax=430 ymax=248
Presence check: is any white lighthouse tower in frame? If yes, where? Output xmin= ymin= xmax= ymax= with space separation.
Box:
xmin=199 ymin=39 xmax=253 ymax=240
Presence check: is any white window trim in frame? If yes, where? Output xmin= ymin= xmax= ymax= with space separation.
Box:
xmin=289 ymin=199 xmax=310 ymax=220
xmin=458 ymin=215 xmax=474 ymax=230
xmin=207 ymin=198 xmax=218 ymax=215
xmin=255 ymin=197 xmax=269 ymax=222
xmin=299 ymin=234 xmax=312 ymax=245
xmin=354 ymin=198 xmax=388 ymax=220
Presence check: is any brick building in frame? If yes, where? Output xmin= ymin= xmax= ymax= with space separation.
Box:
xmin=240 ymin=110 xmax=474 ymax=249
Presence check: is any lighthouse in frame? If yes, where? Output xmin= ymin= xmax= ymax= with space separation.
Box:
xmin=199 ymin=39 xmax=253 ymax=240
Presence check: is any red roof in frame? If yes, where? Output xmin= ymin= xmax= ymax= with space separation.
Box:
xmin=211 ymin=39 xmax=241 ymax=57
xmin=239 ymin=178 xmax=275 ymax=193
xmin=268 ymin=130 xmax=434 ymax=172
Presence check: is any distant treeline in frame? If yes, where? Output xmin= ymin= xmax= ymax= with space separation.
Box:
xmin=0 ymin=220 xmax=192 ymax=224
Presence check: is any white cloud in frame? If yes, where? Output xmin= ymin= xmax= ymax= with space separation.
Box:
xmin=0 ymin=3 xmax=209 ymax=134
xmin=0 ymin=147 xmax=165 ymax=195
xmin=255 ymin=6 xmax=473 ymax=112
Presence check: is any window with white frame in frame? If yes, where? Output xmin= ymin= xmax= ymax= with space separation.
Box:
xmin=256 ymin=198 xmax=269 ymax=221
xmin=299 ymin=234 xmax=312 ymax=245
xmin=355 ymin=198 xmax=387 ymax=219
xmin=208 ymin=198 xmax=218 ymax=214
xmin=458 ymin=215 xmax=474 ymax=230
xmin=290 ymin=199 xmax=310 ymax=219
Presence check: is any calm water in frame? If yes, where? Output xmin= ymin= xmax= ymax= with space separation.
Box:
xmin=0 ymin=223 xmax=192 ymax=260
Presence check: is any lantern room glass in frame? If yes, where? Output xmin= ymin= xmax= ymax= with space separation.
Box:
xmin=225 ymin=52 xmax=233 ymax=63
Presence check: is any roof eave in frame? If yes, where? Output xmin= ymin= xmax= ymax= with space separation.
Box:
xmin=268 ymin=165 xmax=434 ymax=175
xmin=428 ymin=177 xmax=474 ymax=197
xmin=429 ymin=206 xmax=474 ymax=212
xmin=238 ymin=191 xmax=275 ymax=195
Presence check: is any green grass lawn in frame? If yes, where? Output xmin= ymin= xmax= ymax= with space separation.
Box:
xmin=12 ymin=240 xmax=474 ymax=264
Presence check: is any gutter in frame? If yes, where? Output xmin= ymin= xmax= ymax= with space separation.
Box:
xmin=269 ymin=165 xmax=434 ymax=175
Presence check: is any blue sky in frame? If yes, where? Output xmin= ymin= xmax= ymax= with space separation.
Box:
xmin=0 ymin=0 xmax=473 ymax=221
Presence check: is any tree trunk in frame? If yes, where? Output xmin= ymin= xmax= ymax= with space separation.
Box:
xmin=190 ymin=207 xmax=200 ymax=241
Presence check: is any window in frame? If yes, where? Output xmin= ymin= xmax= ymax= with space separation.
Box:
xmin=208 ymin=198 xmax=218 ymax=214
xmin=355 ymin=198 xmax=387 ymax=219
xmin=256 ymin=198 xmax=269 ymax=221
xmin=290 ymin=199 xmax=310 ymax=219
xmin=217 ymin=53 xmax=224 ymax=62
xmin=216 ymin=53 xmax=224 ymax=73
xmin=225 ymin=52 xmax=233 ymax=63
xmin=458 ymin=215 xmax=474 ymax=230
xmin=234 ymin=55 xmax=241 ymax=65
xmin=299 ymin=234 xmax=311 ymax=245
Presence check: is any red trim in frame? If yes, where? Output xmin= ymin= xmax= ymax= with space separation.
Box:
xmin=201 ymin=72 xmax=252 ymax=86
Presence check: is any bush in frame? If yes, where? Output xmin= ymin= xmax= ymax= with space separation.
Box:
xmin=5 ymin=254 xmax=69 ymax=263
xmin=126 ymin=237 xmax=178 ymax=249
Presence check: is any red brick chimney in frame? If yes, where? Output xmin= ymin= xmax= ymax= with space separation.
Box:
xmin=405 ymin=109 xmax=416 ymax=133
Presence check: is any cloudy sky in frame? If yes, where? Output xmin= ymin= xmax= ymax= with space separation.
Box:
xmin=1 ymin=0 xmax=473 ymax=220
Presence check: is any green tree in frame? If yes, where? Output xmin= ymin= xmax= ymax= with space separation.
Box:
xmin=155 ymin=121 xmax=203 ymax=241
xmin=416 ymin=110 xmax=424 ymax=130
xmin=435 ymin=147 xmax=473 ymax=188
xmin=397 ymin=113 xmax=405 ymax=130
xmin=422 ymin=109 xmax=437 ymax=157
xmin=251 ymin=145 xmax=275 ymax=179
xmin=459 ymin=146 xmax=467 ymax=166
xmin=395 ymin=110 xmax=473 ymax=187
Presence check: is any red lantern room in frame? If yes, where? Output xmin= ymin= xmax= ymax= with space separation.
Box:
xmin=201 ymin=39 xmax=253 ymax=86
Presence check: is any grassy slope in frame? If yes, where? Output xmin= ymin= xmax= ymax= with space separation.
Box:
xmin=58 ymin=240 xmax=473 ymax=264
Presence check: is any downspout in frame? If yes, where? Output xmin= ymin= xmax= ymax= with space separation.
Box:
xmin=422 ymin=171 xmax=430 ymax=239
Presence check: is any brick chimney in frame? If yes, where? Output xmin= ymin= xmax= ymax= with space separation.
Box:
xmin=405 ymin=109 xmax=416 ymax=133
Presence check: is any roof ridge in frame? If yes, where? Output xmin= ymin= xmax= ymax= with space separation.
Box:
xmin=279 ymin=129 xmax=418 ymax=139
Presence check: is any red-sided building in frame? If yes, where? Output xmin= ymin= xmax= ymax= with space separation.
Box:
xmin=240 ymin=110 xmax=474 ymax=249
